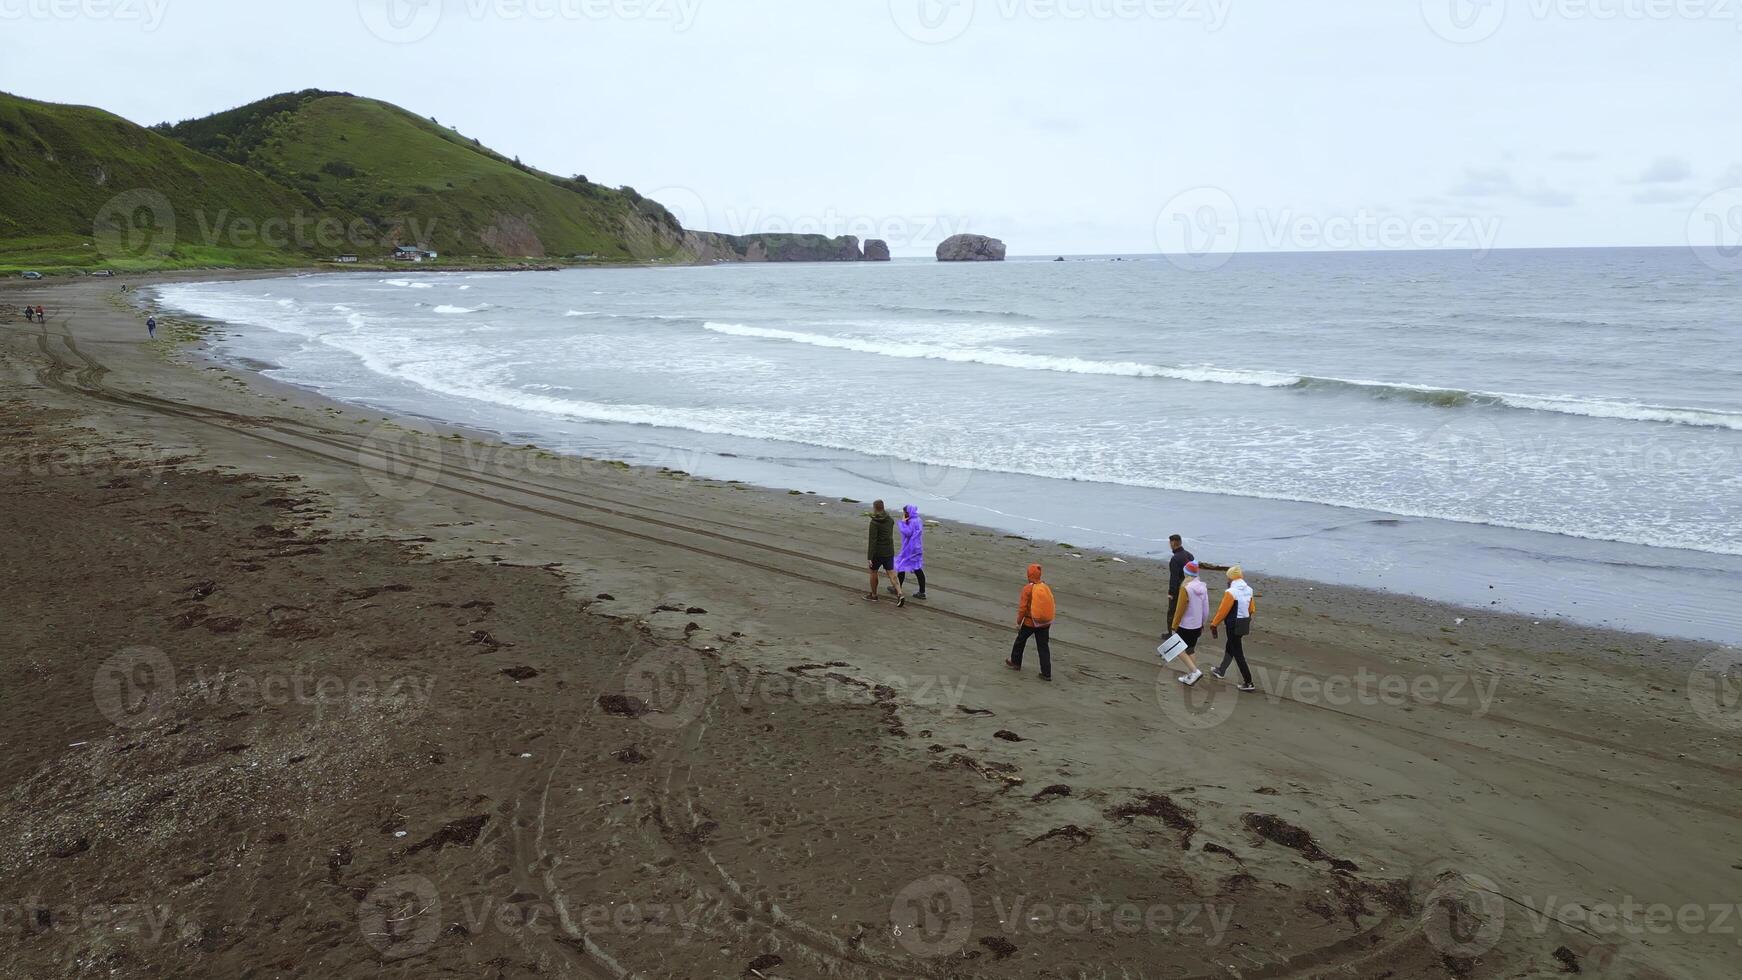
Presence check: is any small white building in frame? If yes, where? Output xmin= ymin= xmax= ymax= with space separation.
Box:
xmin=393 ymin=246 xmax=439 ymax=262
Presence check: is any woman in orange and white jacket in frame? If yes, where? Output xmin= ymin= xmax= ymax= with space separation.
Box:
xmin=1208 ymin=566 xmax=1258 ymax=692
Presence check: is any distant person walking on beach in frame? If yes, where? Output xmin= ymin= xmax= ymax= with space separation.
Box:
xmin=1006 ymin=564 xmax=1056 ymax=681
xmin=146 ymin=316 xmax=157 ymax=340
xmin=894 ymin=505 xmax=927 ymax=600
xmin=1166 ymin=560 xmax=1209 ymax=685
xmin=20 ymin=306 xmax=31 ymax=323
xmin=1166 ymin=534 xmax=1195 ymax=633
xmin=866 ymin=500 xmax=906 ymax=607
xmin=1209 ymin=566 xmax=1258 ymax=692
xmin=35 ymin=305 xmax=45 ymax=322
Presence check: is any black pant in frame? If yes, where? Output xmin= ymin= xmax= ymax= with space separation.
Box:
xmin=898 ymin=570 xmax=926 ymax=592
xmin=1011 ymin=625 xmax=1052 ymax=678
xmin=1218 ymin=629 xmax=1252 ymax=686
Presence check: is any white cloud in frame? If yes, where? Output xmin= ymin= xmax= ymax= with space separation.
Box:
xmin=1448 ymin=168 xmax=1518 ymax=198
xmin=1632 ymin=156 xmax=1692 ymax=184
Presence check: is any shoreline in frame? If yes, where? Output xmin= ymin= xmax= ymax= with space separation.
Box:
xmin=154 ymin=268 xmax=1741 ymax=646
xmin=4 ymin=273 xmax=1740 ymax=977
xmin=46 ymin=269 xmax=1742 ymax=654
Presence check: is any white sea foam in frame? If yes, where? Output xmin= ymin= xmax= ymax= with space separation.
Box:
xmin=702 ymin=322 xmax=1742 ymax=431
xmin=701 ymin=322 xmax=1299 ymax=387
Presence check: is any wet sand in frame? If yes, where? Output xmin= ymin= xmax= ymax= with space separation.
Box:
xmin=1 ymin=277 xmax=1738 ymax=979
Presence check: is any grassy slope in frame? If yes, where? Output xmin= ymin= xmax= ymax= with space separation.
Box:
xmin=164 ymin=91 xmax=693 ymax=263
xmin=0 ymin=91 xmax=344 ymax=273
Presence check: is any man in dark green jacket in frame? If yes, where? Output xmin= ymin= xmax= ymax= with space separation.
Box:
xmin=867 ymin=500 xmax=906 ymax=606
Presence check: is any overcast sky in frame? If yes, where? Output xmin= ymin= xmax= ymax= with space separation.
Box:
xmin=5 ymin=0 xmax=1741 ymax=256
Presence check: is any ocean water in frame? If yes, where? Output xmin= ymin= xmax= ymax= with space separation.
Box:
xmin=158 ymin=249 xmax=1742 ymax=643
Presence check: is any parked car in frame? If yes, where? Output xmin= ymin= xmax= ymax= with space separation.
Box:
xmin=91 ymin=270 xmax=115 ymax=278
xmin=21 ymin=271 xmax=43 ymax=280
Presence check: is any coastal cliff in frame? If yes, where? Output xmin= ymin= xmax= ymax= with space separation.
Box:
xmin=687 ymin=232 xmax=865 ymax=263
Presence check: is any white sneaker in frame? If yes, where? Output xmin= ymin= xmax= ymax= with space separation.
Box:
xmin=1187 ymin=670 xmax=1203 ymax=685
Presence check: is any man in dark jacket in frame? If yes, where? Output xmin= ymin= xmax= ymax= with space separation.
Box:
xmin=1166 ymin=534 xmax=1195 ymax=632
xmin=867 ymin=500 xmax=906 ymax=606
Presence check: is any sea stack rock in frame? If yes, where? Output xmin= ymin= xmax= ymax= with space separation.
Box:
xmin=864 ymin=239 xmax=892 ymax=261
xmin=936 ymin=234 xmax=1007 ymax=262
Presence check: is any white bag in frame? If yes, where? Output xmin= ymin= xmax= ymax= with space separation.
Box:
xmin=1156 ymin=633 xmax=1189 ymax=663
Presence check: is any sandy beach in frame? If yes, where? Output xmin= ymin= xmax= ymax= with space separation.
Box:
xmin=2 ymin=275 xmax=1738 ymax=978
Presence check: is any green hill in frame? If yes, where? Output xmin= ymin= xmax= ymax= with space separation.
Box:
xmin=1 ymin=89 xmax=871 ymax=274
xmin=0 ymin=90 xmax=349 ymax=272
xmin=160 ymin=90 xmax=694 ymax=264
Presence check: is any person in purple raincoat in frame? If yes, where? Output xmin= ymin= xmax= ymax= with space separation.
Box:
xmin=894 ymin=505 xmax=928 ymax=600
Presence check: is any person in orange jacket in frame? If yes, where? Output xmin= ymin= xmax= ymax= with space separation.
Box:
xmin=1208 ymin=565 xmax=1258 ymax=692
xmin=1005 ymin=564 xmax=1056 ymax=681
